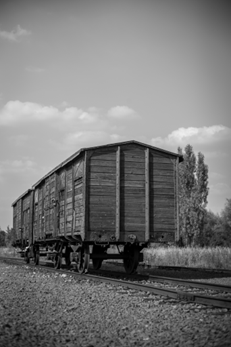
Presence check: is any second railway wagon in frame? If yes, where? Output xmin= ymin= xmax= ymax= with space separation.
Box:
xmin=12 ymin=140 xmax=183 ymax=274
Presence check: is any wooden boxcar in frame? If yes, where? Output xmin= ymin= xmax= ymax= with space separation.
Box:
xmin=12 ymin=140 xmax=183 ymax=273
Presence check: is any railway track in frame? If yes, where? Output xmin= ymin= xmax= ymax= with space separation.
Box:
xmin=1 ymin=256 xmax=231 ymax=309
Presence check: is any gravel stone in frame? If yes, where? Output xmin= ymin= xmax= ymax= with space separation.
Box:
xmin=0 ymin=261 xmax=231 ymax=346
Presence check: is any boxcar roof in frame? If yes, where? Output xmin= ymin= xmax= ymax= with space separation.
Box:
xmin=12 ymin=189 xmax=32 ymax=207
xmin=32 ymin=140 xmax=183 ymax=189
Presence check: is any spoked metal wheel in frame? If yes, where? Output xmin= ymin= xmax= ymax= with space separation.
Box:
xmin=64 ymin=246 xmax=71 ymax=267
xmin=77 ymin=244 xmax=90 ymax=274
xmin=123 ymin=244 xmax=140 ymax=274
xmin=92 ymin=245 xmax=104 ymax=270
xmin=54 ymin=253 xmax=62 ymax=269
xmin=54 ymin=242 xmax=63 ymax=269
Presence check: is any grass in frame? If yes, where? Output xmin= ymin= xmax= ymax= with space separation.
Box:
xmin=0 ymin=246 xmax=19 ymax=257
xmin=143 ymin=246 xmax=231 ymax=270
xmin=1 ymin=245 xmax=231 ymax=270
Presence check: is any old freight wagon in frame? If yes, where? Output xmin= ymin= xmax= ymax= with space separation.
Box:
xmin=12 ymin=141 xmax=183 ymax=273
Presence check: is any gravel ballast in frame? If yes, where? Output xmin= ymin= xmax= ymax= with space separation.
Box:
xmin=0 ymin=261 xmax=231 ymax=347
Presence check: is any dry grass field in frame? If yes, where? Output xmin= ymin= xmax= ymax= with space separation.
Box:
xmin=1 ymin=246 xmax=231 ymax=270
xmin=0 ymin=246 xmax=18 ymax=257
xmin=143 ymin=246 xmax=231 ymax=270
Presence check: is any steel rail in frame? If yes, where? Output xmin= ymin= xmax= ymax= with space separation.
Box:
xmin=147 ymin=265 xmax=231 ymax=274
xmin=91 ymin=268 xmax=231 ymax=293
xmin=1 ymin=256 xmax=231 ymax=309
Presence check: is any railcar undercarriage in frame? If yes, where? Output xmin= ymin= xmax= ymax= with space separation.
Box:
xmin=23 ymin=237 xmax=145 ymax=274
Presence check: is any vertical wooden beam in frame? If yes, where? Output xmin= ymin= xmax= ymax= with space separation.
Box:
xmin=72 ymin=164 xmax=75 ymax=236
xmin=54 ymin=173 xmax=58 ymax=237
xmin=82 ymin=151 xmax=88 ymax=240
xmin=175 ymin=157 xmax=180 ymax=242
xmin=145 ymin=148 xmax=150 ymax=241
xmin=64 ymin=173 xmax=67 ymax=237
xmin=116 ymin=146 xmax=121 ymax=241
xmin=29 ymin=189 xmax=34 ymax=245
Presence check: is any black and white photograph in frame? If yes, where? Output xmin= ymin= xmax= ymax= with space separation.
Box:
xmin=0 ymin=0 xmax=231 ymax=346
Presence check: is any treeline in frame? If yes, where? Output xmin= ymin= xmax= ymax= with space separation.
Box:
xmin=0 ymin=226 xmax=16 ymax=247
xmin=178 ymin=144 xmax=231 ymax=247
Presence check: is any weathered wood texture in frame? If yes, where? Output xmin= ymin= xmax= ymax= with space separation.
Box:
xmin=13 ymin=141 xmax=180 ymax=244
xmin=88 ymin=149 xmax=117 ymax=236
xmin=13 ymin=199 xmax=22 ymax=240
xmin=120 ymin=145 xmax=146 ymax=239
xmin=20 ymin=192 xmax=33 ymax=241
xmin=149 ymin=150 xmax=177 ymax=242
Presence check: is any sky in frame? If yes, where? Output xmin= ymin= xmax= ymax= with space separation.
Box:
xmin=0 ymin=0 xmax=231 ymax=230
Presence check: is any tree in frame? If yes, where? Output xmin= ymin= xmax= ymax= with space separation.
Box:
xmin=0 ymin=227 xmax=6 ymax=247
xmin=178 ymin=145 xmax=209 ymax=246
xmin=5 ymin=226 xmax=17 ymax=247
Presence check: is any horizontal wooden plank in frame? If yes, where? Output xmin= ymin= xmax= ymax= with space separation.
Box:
xmin=66 ymin=197 xmax=72 ymax=204
xmin=151 ymin=182 xmax=174 ymax=189
xmin=121 ymin=196 xmax=145 ymax=202
xmin=89 ymin=186 xmax=116 ymax=196
xmin=91 ymin=152 xmax=116 ymax=160
xmin=89 ymin=223 xmax=115 ymax=231
xmin=153 ymin=223 xmax=176 ymax=230
xmin=66 ymin=208 xmax=73 ymax=216
xmin=89 ymin=160 xmax=116 ymax=167
xmin=120 ymin=224 xmax=145 ymax=232
xmin=150 ymin=170 xmax=174 ymax=178
xmin=89 ymin=179 xmax=116 ymax=186
xmin=120 ymin=181 xmax=145 ymax=188
xmin=121 ymin=205 xmax=145 ymax=214
xmin=150 ymin=189 xmax=175 ymax=195
xmin=150 ymin=156 xmax=173 ymax=164
xmin=89 ymin=172 xmax=116 ymax=180
xmin=150 ymin=194 xmax=175 ymax=200
xmin=150 ymin=232 xmax=175 ymax=242
xmin=121 ymin=161 xmax=145 ymax=169
xmin=74 ymin=187 xmax=83 ymax=195
xmin=89 ymin=166 xmax=116 ymax=174
xmin=89 ymin=195 xmax=116 ymax=203
xmin=151 ymin=176 xmax=175 ymax=183
xmin=74 ymin=194 xmax=83 ymax=201
xmin=121 ymin=216 xmax=145 ymax=224
xmin=121 ymin=173 xmax=145 ymax=181
xmin=121 ymin=156 xmax=145 ymax=163
xmin=121 ymin=187 xmax=145 ymax=195
xmin=121 ymin=167 xmax=145 ymax=175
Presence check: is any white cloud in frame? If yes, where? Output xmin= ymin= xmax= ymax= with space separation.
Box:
xmin=107 ymin=106 xmax=138 ymax=119
xmin=0 ymin=100 xmax=139 ymax=152
xmin=0 ymin=101 xmax=101 ymax=128
xmin=151 ymin=125 xmax=231 ymax=149
xmin=57 ymin=131 xmax=113 ymax=149
xmin=0 ymin=25 xmax=31 ymax=42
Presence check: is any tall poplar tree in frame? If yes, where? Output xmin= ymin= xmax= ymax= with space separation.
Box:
xmin=178 ymin=145 xmax=209 ymax=246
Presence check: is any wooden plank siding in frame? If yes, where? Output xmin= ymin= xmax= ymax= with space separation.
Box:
xmin=65 ymin=166 xmax=73 ymax=234
xmin=120 ymin=145 xmax=146 ymax=241
xmin=14 ymin=140 xmax=181 ymax=245
xmin=149 ymin=150 xmax=176 ymax=242
xmin=87 ymin=148 xmax=117 ymax=238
